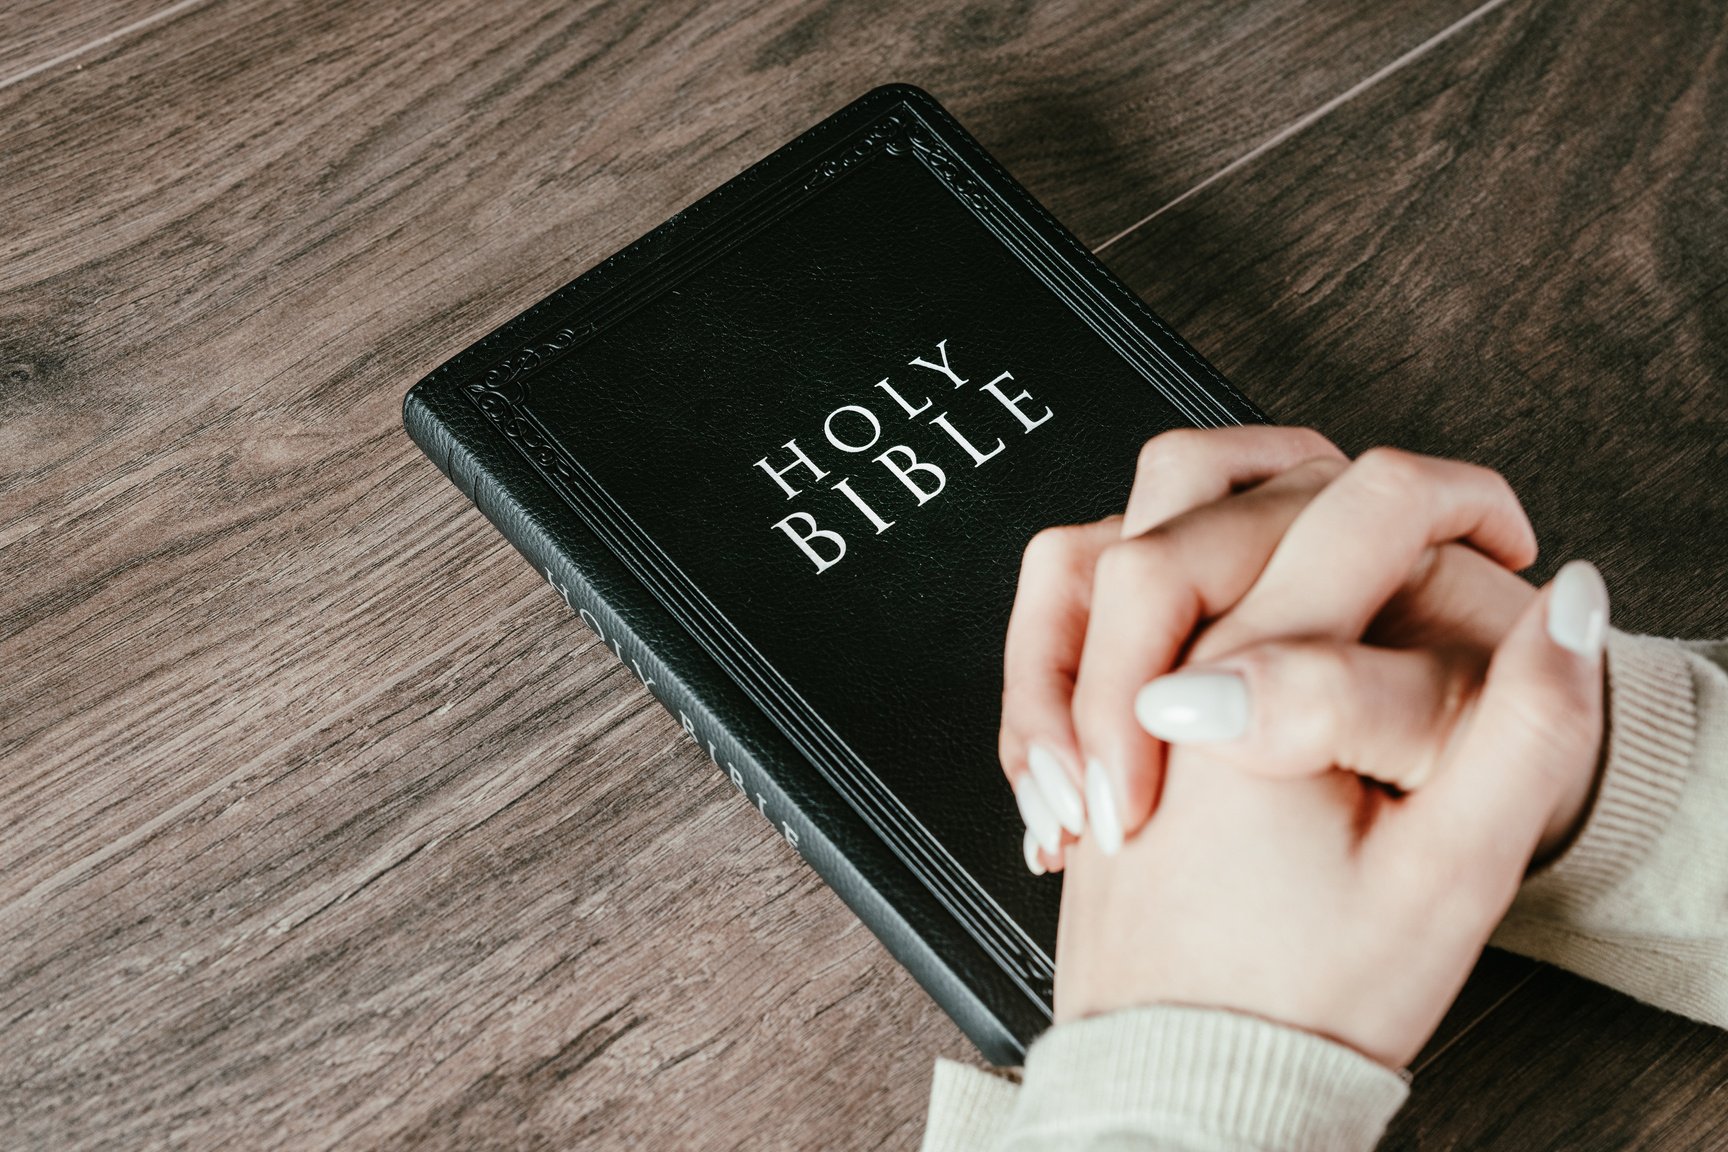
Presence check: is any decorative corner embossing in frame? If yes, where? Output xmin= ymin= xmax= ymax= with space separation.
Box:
xmin=476 ymin=323 xmax=589 ymax=404
xmin=906 ymin=124 xmax=993 ymax=214
xmin=467 ymin=372 xmax=583 ymax=490
xmin=468 ymin=107 xmax=924 ymax=404
xmin=466 ymin=106 xmax=1002 ymax=411
xmin=802 ymin=111 xmax=908 ymax=190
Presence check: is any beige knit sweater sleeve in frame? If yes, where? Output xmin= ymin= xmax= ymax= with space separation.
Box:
xmin=921 ymin=632 xmax=1727 ymax=1152
xmin=1491 ymin=633 xmax=1726 ymax=1025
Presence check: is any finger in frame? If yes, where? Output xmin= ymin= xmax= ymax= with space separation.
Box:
xmin=1197 ymin=449 xmax=1538 ymax=658
xmin=1070 ymin=457 xmax=1346 ymax=852
xmin=1390 ymin=560 xmax=1609 ymax=896
xmin=1120 ymin=425 xmax=1345 ymax=538
xmin=1134 ymin=640 xmax=1482 ymax=791
xmin=1366 ymin=540 xmax=1535 ymax=654
xmin=1002 ymin=427 xmax=1345 ymax=862
xmin=1001 ymin=518 xmax=1122 ymax=856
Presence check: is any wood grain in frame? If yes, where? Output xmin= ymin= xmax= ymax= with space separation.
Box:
xmin=0 ymin=0 xmax=1510 ymax=1148
xmin=1103 ymin=0 xmax=1728 ymax=1143
xmin=0 ymin=0 xmax=189 ymax=84
xmin=1389 ymin=969 xmax=1728 ymax=1151
xmin=1104 ymin=0 xmax=1728 ymax=639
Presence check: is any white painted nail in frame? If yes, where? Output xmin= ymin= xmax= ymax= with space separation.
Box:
xmin=1084 ymin=757 xmax=1123 ymax=856
xmin=1022 ymin=828 xmax=1047 ymax=876
xmin=1547 ymin=560 xmax=1609 ymax=657
xmin=1014 ymin=774 xmax=1062 ymax=856
xmin=1134 ymin=671 xmax=1250 ymax=744
xmin=1027 ymin=743 xmax=1086 ymax=835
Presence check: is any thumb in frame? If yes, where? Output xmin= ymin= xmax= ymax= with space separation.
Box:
xmin=1401 ymin=560 xmax=1609 ymax=882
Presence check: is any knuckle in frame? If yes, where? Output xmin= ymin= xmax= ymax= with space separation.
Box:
xmin=1283 ymin=453 xmax=1347 ymax=489
xmin=1486 ymin=468 xmax=1531 ymax=522
xmin=1456 ymin=458 xmax=1521 ymax=512
xmin=1289 ymin=426 xmax=1344 ymax=459
xmin=1092 ymin=535 xmax=1160 ymax=587
xmin=1351 ymin=446 xmax=1429 ymax=501
xmin=1224 ymin=642 xmax=1285 ymax=690
xmin=1236 ymin=638 xmax=1328 ymax=688
xmin=1482 ymin=464 xmax=1515 ymax=497
xmin=1018 ymin=525 xmax=1095 ymax=592
xmin=1021 ymin=524 xmax=1075 ymax=568
xmin=1240 ymin=640 xmax=1345 ymax=745
xmin=1093 ymin=537 xmax=1184 ymax=610
xmin=1136 ymin=428 xmax=1208 ymax=482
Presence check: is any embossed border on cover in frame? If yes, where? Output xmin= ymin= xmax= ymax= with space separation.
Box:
xmin=457 ymin=91 xmax=1255 ymax=1012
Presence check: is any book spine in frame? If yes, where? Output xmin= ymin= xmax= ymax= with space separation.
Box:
xmin=403 ymin=381 xmax=1039 ymax=1064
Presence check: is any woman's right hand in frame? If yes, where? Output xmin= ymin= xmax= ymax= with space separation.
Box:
xmin=1050 ymin=554 xmax=1609 ymax=1067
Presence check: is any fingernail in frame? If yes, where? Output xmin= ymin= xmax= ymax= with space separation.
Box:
xmin=1134 ymin=671 xmax=1250 ymax=743
xmin=1084 ymin=757 xmax=1123 ymax=856
xmin=1547 ymin=560 xmax=1609 ymax=657
xmin=1014 ymin=774 xmax=1062 ymax=856
xmin=1027 ymin=743 xmax=1086 ymax=835
xmin=1022 ymin=828 xmax=1047 ymax=876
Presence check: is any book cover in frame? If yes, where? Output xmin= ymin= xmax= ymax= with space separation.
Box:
xmin=404 ymin=84 xmax=1262 ymax=1063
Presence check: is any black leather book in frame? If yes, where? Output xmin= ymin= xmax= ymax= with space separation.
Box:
xmin=403 ymin=84 xmax=1262 ymax=1064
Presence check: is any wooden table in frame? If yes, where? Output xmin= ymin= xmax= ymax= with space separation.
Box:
xmin=5 ymin=0 xmax=1726 ymax=1147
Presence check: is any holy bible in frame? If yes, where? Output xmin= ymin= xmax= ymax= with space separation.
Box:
xmin=403 ymin=84 xmax=1262 ymax=1064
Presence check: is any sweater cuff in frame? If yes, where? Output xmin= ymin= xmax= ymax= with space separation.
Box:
xmin=920 ymin=1058 xmax=1020 ymax=1152
xmin=1002 ymin=1006 xmax=1409 ymax=1152
xmin=1518 ymin=631 xmax=1697 ymax=912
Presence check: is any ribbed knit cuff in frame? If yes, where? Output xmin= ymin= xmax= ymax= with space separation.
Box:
xmin=920 ymin=1059 xmax=1020 ymax=1152
xmin=1002 ymin=1006 xmax=1409 ymax=1152
xmin=1520 ymin=631 xmax=1697 ymax=911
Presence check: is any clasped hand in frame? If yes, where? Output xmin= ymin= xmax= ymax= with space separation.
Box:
xmin=1000 ymin=427 xmax=1609 ymax=1067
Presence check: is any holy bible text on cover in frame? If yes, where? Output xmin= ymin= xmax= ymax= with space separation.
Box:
xmin=403 ymin=84 xmax=1263 ymax=1063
